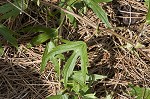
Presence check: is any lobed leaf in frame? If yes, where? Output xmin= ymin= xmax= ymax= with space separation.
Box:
xmin=41 ymin=41 xmax=82 ymax=73
xmin=41 ymin=41 xmax=89 ymax=88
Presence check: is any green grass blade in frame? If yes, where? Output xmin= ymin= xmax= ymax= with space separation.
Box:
xmin=0 ymin=24 xmax=18 ymax=48
xmin=84 ymin=93 xmax=97 ymax=99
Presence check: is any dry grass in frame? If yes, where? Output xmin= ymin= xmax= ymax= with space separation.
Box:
xmin=0 ymin=0 xmax=150 ymax=98
xmin=0 ymin=45 xmax=60 ymax=99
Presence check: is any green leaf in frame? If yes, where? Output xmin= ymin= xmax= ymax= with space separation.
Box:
xmin=135 ymin=42 xmax=145 ymax=48
xmin=31 ymin=28 xmax=57 ymax=45
xmin=84 ymin=93 xmax=97 ymax=99
xmin=66 ymin=6 xmax=77 ymax=27
xmin=0 ymin=0 xmax=28 ymax=20
xmin=146 ymin=0 xmax=150 ymax=24
xmin=41 ymin=41 xmax=81 ymax=73
xmin=21 ymin=26 xmax=58 ymax=45
xmin=144 ymin=0 xmax=149 ymax=6
xmin=46 ymin=94 xmax=68 ymax=99
xmin=90 ymin=74 xmax=107 ymax=81
xmin=41 ymin=41 xmax=88 ymax=88
xmin=105 ymin=94 xmax=113 ymax=99
xmin=63 ymin=51 xmax=79 ymax=87
xmin=0 ymin=43 xmax=4 ymax=56
xmin=65 ymin=0 xmax=77 ymax=6
xmin=0 ymin=3 xmax=14 ymax=13
xmin=130 ymin=86 xmax=150 ymax=99
xmin=84 ymin=0 xmax=111 ymax=28
xmin=94 ymin=0 xmax=112 ymax=3
xmin=0 ymin=24 xmax=18 ymax=48
xmin=72 ymin=71 xmax=89 ymax=92
xmin=40 ymin=41 xmax=55 ymax=72
xmin=124 ymin=43 xmax=133 ymax=51
xmin=0 ymin=8 xmax=20 ymax=20
xmin=51 ymin=57 xmax=60 ymax=76
xmin=72 ymin=81 xmax=80 ymax=93
xmin=79 ymin=42 xmax=88 ymax=82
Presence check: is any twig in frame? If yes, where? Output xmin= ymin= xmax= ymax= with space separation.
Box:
xmin=41 ymin=0 xmax=150 ymax=61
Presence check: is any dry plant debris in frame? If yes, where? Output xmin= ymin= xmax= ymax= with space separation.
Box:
xmin=61 ymin=0 xmax=150 ymax=98
xmin=0 ymin=44 xmax=60 ymax=98
xmin=0 ymin=0 xmax=150 ymax=98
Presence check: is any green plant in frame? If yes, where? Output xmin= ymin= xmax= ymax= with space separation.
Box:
xmin=20 ymin=26 xmax=58 ymax=45
xmin=146 ymin=0 xmax=150 ymax=23
xmin=59 ymin=0 xmax=112 ymax=28
xmin=129 ymin=85 xmax=150 ymax=99
xmin=0 ymin=0 xmax=29 ymax=52
xmin=41 ymin=40 xmax=107 ymax=99
xmin=0 ymin=24 xmax=18 ymax=48
xmin=0 ymin=0 xmax=28 ymax=20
